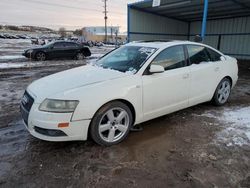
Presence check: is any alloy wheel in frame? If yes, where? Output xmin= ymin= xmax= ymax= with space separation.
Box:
xmin=98 ymin=108 xmax=129 ymax=143
xmin=76 ymin=53 xmax=84 ymax=60
xmin=217 ymin=80 xmax=231 ymax=104
xmin=36 ymin=52 xmax=46 ymax=61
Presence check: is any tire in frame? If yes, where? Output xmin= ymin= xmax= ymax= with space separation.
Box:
xmin=76 ymin=52 xmax=85 ymax=60
xmin=212 ymin=78 xmax=231 ymax=106
xmin=35 ymin=52 xmax=46 ymax=61
xmin=90 ymin=101 xmax=133 ymax=146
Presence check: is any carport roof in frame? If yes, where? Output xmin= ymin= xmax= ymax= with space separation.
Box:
xmin=129 ymin=0 xmax=250 ymax=22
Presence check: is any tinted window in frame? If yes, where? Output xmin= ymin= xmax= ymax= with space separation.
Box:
xmin=152 ymin=45 xmax=186 ymax=71
xmin=65 ymin=42 xmax=78 ymax=48
xmin=187 ymin=45 xmax=210 ymax=64
xmin=53 ymin=42 xmax=64 ymax=48
xmin=206 ymin=48 xmax=221 ymax=61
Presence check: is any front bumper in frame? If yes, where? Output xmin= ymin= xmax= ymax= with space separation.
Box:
xmin=22 ymin=52 xmax=35 ymax=59
xmin=21 ymin=102 xmax=91 ymax=142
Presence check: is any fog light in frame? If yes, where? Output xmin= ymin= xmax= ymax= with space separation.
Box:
xmin=34 ymin=126 xmax=67 ymax=137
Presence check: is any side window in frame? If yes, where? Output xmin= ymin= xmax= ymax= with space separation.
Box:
xmin=206 ymin=48 xmax=221 ymax=61
xmin=152 ymin=45 xmax=186 ymax=71
xmin=187 ymin=45 xmax=210 ymax=64
xmin=54 ymin=42 xmax=64 ymax=49
xmin=65 ymin=42 xmax=78 ymax=48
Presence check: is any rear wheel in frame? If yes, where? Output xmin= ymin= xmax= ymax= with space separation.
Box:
xmin=35 ymin=52 xmax=46 ymax=61
xmin=76 ymin=52 xmax=85 ymax=60
xmin=90 ymin=101 xmax=133 ymax=146
xmin=212 ymin=78 xmax=231 ymax=106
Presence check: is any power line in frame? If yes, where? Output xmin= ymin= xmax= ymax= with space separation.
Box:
xmin=20 ymin=0 xmax=125 ymax=15
xmin=75 ymin=0 xmax=131 ymax=9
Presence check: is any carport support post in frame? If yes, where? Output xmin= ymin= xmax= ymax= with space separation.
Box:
xmin=201 ymin=0 xmax=209 ymax=41
xmin=127 ymin=4 xmax=131 ymax=43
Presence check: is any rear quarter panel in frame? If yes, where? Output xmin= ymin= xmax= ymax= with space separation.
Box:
xmin=219 ymin=56 xmax=238 ymax=88
xmin=81 ymin=47 xmax=91 ymax=57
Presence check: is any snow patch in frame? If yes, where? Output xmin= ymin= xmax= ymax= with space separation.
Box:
xmin=0 ymin=61 xmax=44 ymax=69
xmin=222 ymin=107 xmax=250 ymax=127
xmin=201 ymin=107 xmax=250 ymax=146
xmin=0 ymin=62 xmax=25 ymax=69
xmin=0 ymin=55 xmax=24 ymax=60
xmin=89 ymin=53 xmax=104 ymax=59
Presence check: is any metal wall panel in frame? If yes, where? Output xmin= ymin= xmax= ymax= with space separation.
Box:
xmin=128 ymin=6 xmax=250 ymax=60
xmin=129 ymin=8 xmax=189 ymax=41
xmin=190 ymin=16 xmax=250 ymax=59
xmin=130 ymin=34 xmax=187 ymax=41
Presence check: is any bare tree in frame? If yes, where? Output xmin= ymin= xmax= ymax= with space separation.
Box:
xmin=58 ymin=27 xmax=66 ymax=38
xmin=73 ymin=29 xmax=82 ymax=36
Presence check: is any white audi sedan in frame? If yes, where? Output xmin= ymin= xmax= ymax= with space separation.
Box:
xmin=20 ymin=41 xmax=238 ymax=146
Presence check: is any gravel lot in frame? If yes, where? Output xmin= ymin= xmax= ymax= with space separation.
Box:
xmin=0 ymin=39 xmax=250 ymax=188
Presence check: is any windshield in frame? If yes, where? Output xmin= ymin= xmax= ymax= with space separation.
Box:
xmin=95 ymin=46 xmax=157 ymax=73
xmin=43 ymin=41 xmax=54 ymax=48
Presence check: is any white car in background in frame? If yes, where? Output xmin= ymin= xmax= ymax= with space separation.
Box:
xmin=20 ymin=40 xmax=238 ymax=146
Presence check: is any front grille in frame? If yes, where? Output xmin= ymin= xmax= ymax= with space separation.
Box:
xmin=21 ymin=91 xmax=34 ymax=112
xmin=20 ymin=91 xmax=34 ymax=125
xmin=20 ymin=105 xmax=29 ymax=125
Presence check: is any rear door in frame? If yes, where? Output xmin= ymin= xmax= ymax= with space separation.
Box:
xmin=51 ymin=42 xmax=66 ymax=58
xmin=64 ymin=42 xmax=79 ymax=57
xmin=142 ymin=45 xmax=190 ymax=121
xmin=186 ymin=45 xmax=222 ymax=105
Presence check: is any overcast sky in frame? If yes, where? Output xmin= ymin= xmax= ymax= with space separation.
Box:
xmin=0 ymin=0 xmax=139 ymax=32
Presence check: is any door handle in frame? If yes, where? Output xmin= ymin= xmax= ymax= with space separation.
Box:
xmin=182 ymin=73 xmax=189 ymax=79
xmin=215 ymin=67 xmax=219 ymax=72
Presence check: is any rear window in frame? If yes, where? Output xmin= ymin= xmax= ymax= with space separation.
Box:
xmin=206 ymin=48 xmax=221 ymax=61
xmin=187 ymin=45 xmax=210 ymax=64
xmin=65 ymin=42 xmax=78 ymax=48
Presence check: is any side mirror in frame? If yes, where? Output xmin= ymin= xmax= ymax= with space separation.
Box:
xmin=220 ymin=56 xmax=226 ymax=61
xmin=149 ymin=65 xmax=164 ymax=74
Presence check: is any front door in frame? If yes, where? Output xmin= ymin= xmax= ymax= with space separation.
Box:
xmin=50 ymin=42 xmax=66 ymax=59
xmin=142 ymin=45 xmax=190 ymax=121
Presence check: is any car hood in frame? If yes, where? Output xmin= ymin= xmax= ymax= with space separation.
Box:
xmin=28 ymin=65 xmax=130 ymax=102
xmin=25 ymin=46 xmax=45 ymax=51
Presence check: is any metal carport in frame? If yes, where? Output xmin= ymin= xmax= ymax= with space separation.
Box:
xmin=127 ymin=0 xmax=250 ymax=60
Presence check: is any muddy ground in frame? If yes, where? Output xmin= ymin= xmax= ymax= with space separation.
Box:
xmin=0 ymin=42 xmax=250 ymax=187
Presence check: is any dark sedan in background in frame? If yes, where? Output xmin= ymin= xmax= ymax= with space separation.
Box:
xmin=22 ymin=41 xmax=91 ymax=61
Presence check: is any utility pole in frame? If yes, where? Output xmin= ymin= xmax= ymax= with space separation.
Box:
xmin=103 ymin=0 xmax=108 ymax=43
xmin=111 ymin=26 xmax=113 ymax=42
xmin=115 ymin=29 xmax=118 ymax=47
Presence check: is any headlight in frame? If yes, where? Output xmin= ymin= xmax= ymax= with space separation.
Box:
xmin=39 ymin=99 xmax=79 ymax=113
xmin=26 ymin=49 xmax=33 ymax=54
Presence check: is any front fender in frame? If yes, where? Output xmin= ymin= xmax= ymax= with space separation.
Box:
xmin=55 ymin=75 xmax=143 ymax=124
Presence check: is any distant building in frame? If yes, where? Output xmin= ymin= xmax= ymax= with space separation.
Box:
xmin=82 ymin=26 xmax=126 ymax=42
xmin=84 ymin=26 xmax=119 ymax=35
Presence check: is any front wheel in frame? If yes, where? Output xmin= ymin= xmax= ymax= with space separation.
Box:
xmin=35 ymin=52 xmax=46 ymax=61
xmin=90 ymin=101 xmax=133 ymax=146
xmin=212 ymin=78 xmax=231 ymax=106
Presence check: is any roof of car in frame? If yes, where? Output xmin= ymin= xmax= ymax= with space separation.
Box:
xmin=125 ymin=40 xmax=224 ymax=56
xmin=54 ymin=40 xmax=77 ymax=43
xmin=126 ymin=40 xmax=207 ymax=49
